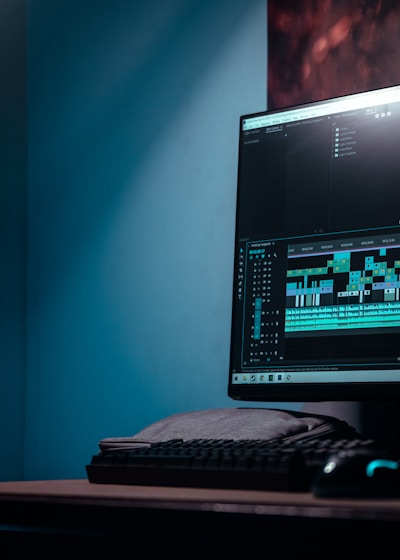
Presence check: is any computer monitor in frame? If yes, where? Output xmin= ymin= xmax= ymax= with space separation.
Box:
xmin=228 ymin=84 xmax=400 ymax=404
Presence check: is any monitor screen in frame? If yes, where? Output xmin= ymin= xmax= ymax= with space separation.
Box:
xmin=228 ymin=84 xmax=400 ymax=402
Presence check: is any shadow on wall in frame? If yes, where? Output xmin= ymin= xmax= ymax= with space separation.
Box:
xmin=28 ymin=0 xmax=260 ymax=288
xmin=23 ymin=0 xmax=272 ymax=481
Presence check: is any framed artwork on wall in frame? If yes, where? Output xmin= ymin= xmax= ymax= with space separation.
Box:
xmin=268 ymin=0 xmax=400 ymax=109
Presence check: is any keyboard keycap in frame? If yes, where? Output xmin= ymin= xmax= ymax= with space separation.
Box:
xmin=86 ymin=436 xmax=380 ymax=491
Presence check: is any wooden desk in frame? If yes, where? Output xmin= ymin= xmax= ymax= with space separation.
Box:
xmin=0 ymin=479 xmax=399 ymax=557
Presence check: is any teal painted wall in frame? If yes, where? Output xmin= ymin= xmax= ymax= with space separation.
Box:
xmin=24 ymin=0 xmax=284 ymax=480
xmin=1 ymin=0 xmax=358 ymax=483
xmin=0 ymin=0 xmax=308 ymax=482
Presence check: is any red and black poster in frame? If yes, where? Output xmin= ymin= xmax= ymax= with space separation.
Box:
xmin=268 ymin=0 xmax=400 ymax=109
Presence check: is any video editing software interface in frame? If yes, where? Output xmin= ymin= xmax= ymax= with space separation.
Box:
xmin=229 ymin=85 xmax=400 ymax=398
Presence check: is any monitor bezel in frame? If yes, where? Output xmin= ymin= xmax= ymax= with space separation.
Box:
xmin=228 ymin=84 xmax=400 ymax=403
xmin=228 ymin=380 xmax=400 ymax=402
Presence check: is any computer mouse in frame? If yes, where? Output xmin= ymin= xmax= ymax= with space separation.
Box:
xmin=312 ymin=448 xmax=400 ymax=498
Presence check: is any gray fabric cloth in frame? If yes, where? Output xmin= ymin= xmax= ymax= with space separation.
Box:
xmin=98 ymin=408 xmax=347 ymax=449
xmin=131 ymin=407 xmax=332 ymax=441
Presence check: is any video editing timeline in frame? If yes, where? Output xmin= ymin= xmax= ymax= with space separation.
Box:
xmin=240 ymin=232 xmax=400 ymax=372
xmin=286 ymin=235 xmax=400 ymax=334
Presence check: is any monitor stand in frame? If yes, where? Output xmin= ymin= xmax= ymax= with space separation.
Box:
xmin=358 ymin=401 xmax=400 ymax=456
xmin=303 ymin=401 xmax=400 ymax=456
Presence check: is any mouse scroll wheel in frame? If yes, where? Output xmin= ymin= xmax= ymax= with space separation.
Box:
xmin=366 ymin=459 xmax=399 ymax=477
xmin=323 ymin=460 xmax=337 ymax=474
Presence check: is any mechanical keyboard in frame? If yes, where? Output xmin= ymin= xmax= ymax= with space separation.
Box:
xmin=86 ymin=435 xmax=379 ymax=491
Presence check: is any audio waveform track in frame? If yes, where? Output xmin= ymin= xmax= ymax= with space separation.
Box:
xmin=285 ymin=301 xmax=400 ymax=332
